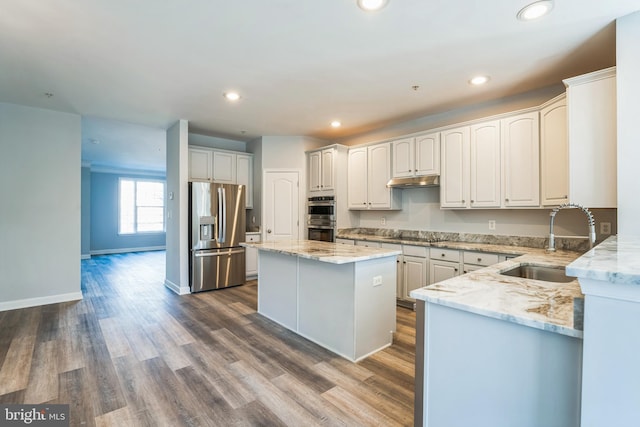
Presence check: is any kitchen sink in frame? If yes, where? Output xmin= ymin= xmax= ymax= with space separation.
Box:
xmin=499 ymin=264 xmax=574 ymax=283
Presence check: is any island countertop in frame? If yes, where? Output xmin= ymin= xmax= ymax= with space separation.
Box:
xmin=411 ymin=249 xmax=585 ymax=338
xmin=566 ymin=235 xmax=640 ymax=285
xmin=241 ymin=239 xmax=401 ymax=264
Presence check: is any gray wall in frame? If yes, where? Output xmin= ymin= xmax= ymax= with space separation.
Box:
xmin=89 ymin=171 xmax=166 ymax=253
xmin=0 ymin=102 xmax=82 ymax=310
xmin=617 ymin=11 xmax=640 ymax=236
xmin=81 ymin=166 xmax=91 ymax=258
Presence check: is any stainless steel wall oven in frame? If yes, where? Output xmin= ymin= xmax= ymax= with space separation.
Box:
xmin=307 ymin=196 xmax=336 ymax=242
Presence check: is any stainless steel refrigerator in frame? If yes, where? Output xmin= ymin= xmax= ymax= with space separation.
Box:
xmin=189 ymin=182 xmax=246 ymax=292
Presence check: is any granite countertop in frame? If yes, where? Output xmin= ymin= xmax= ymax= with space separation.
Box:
xmin=241 ymin=240 xmax=401 ymax=264
xmin=567 ymin=235 xmax=640 ymax=285
xmin=411 ymin=250 xmax=584 ymax=338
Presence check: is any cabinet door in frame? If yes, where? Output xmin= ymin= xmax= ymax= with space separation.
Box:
xmin=212 ymin=151 xmax=236 ymax=183
xmin=429 ymin=260 xmax=460 ymax=285
xmin=392 ymin=138 xmax=415 ymax=178
xmin=189 ymin=148 xmax=212 ymax=181
xmin=403 ymin=255 xmax=427 ymax=299
xmin=441 ymin=127 xmax=470 ymax=208
xmin=236 ymin=154 xmax=253 ymax=209
xmin=501 ymin=112 xmax=540 ymax=207
xmin=347 ymin=148 xmax=368 ymax=209
xmin=308 ymin=151 xmax=322 ymax=192
xmin=415 ymin=133 xmax=440 ymax=176
xmin=321 ymin=148 xmax=334 ymax=190
xmin=367 ymin=143 xmax=394 ymax=209
xmin=470 ymin=120 xmax=501 ymax=208
xmin=540 ymin=96 xmax=568 ymax=206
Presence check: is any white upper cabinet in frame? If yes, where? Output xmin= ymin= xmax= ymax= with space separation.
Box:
xmin=540 ymin=95 xmax=569 ymax=206
xmin=501 ymin=111 xmax=540 ymax=207
xmin=392 ymin=133 xmax=440 ymax=178
xmin=440 ymin=127 xmax=470 ymax=208
xmin=307 ymin=148 xmax=335 ymax=192
xmin=348 ymin=143 xmax=401 ymax=210
xmin=188 ymin=148 xmax=212 ymax=181
xmin=188 ymin=147 xmax=253 ymax=208
xmin=212 ymin=151 xmax=236 ymax=183
xmin=563 ymin=67 xmax=617 ymax=208
xmin=347 ymin=147 xmax=368 ymax=209
xmin=236 ymin=154 xmax=253 ymax=209
xmin=470 ymin=120 xmax=501 ymax=208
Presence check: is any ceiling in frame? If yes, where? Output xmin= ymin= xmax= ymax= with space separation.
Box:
xmin=1 ymin=1 xmax=638 ymax=171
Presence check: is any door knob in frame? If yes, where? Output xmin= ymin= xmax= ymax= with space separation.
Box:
xmin=267 ymin=229 xmax=272 ymax=233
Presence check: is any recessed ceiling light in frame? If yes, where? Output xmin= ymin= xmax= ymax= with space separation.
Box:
xmin=517 ymin=0 xmax=553 ymax=21
xmin=469 ymin=75 xmax=490 ymax=86
xmin=223 ymin=91 xmax=241 ymax=101
xmin=331 ymin=121 xmax=342 ymax=128
xmin=357 ymin=0 xmax=388 ymax=12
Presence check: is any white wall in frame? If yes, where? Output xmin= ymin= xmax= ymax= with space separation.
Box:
xmin=0 ymin=103 xmax=82 ymax=310
xmin=616 ymin=11 xmax=640 ymax=236
xmin=165 ymin=120 xmax=190 ymax=295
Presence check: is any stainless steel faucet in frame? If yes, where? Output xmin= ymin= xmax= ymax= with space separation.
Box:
xmin=548 ymin=203 xmax=596 ymax=252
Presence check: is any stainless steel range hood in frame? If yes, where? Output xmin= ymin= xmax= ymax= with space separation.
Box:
xmin=386 ymin=175 xmax=440 ymax=188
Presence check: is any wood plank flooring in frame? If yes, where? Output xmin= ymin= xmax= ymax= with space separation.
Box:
xmin=0 ymin=251 xmax=416 ymax=426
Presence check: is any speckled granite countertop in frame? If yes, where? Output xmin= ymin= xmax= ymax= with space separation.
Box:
xmin=241 ymin=240 xmax=401 ymax=264
xmin=411 ymin=250 xmax=584 ymax=338
xmin=567 ymin=235 xmax=640 ymax=285
xmin=337 ymin=228 xmax=585 ymax=338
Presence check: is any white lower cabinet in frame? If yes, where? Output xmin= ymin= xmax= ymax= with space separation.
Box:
xmin=462 ymin=251 xmax=500 ymax=274
xmin=429 ymin=248 xmax=461 ymax=285
xmin=245 ymin=233 xmax=261 ymax=279
xmin=402 ymin=246 xmax=429 ymax=300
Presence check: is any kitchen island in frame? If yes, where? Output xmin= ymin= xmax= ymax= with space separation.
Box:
xmin=410 ymin=249 xmax=584 ymax=427
xmin=240 ymin=240 xmax=401 ymax=362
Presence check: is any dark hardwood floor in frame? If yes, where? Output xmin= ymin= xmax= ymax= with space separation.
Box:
xmin=0 ymin=251 xmax=416 ymax=426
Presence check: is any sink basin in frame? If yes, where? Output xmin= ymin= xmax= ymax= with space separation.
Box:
xmin=499 ymin=265 xmax=574 ymax=283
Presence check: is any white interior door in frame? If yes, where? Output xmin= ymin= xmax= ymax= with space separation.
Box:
xmin=264 ymin=171 xmax=300 ymax=242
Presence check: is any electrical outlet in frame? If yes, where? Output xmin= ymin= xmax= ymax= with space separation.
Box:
xmin=373 ymin=276 xmax=383 ymax=287
xmin=381 ymin=217 xmax=386 ymax=225
xmin=600 ymin=222 xmax=611 ymax=235
xmin=489 ymin=220 xmax=496 ymax=230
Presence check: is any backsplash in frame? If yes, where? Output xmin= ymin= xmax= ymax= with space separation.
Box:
xmin=338 ymin=227 xmax=595 ymax=253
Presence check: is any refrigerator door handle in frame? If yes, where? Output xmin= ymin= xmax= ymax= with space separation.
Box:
xmin=221 ymin=187 xmax=227 ymax=243
xmin=217 ymin=187 xmax=225 ymax=243
xmin=194 ymin=248 xmax=245 ymax=257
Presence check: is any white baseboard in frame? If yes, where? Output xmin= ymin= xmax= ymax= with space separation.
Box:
xmin=164 ymin=279 xmax=191 ymax=295
xmin=90 ymin=246 xmax=166 ymax=256
xmin=0 ymin=291 xmax=83 ymax=312
xmin=81 ymin=254 xmax=91 ymax=260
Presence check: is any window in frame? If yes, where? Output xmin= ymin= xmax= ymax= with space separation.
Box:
xmin=119 ymin=178 xmax=165 ymax=234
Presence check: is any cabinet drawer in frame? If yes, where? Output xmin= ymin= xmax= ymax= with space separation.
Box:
xmin=355 ymin=240 xmax=381 ymax=248
xmin=245 ymin=233 xmax=261 ymax=243
xmin=430 ymin=248 xmax=460 ymax=262
xmin=463 ymin=251 xmax=499 ymax=266
xmin=336 ymin=238 xmax=355 ymax=245
xmin=403 ymin=245 xmax=428 ymax=257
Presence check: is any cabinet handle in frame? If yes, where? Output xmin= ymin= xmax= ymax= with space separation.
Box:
xmin=505 ymin=198 xmax=509 ymax=202
xmin=454 ymin=268 xmax=458 ymax=272
xmin=464 ymin=270 xmax=467 ymax=274
xmin=403 ymin=261 xmax=407 ymax=264
xmin=477 ymin=258 xmax=482 ymax=262
xmin=564 ymin=195 xmax=568 ymax=198
xmin=267 ymin=229 xmax=272 ymax=234
xmin=461 ymin=199 xmax=465 ymax=203
xmin=441 ymin=253 xmax=445 ymax=257
xmin=470 ymin=200 xmax=474 ymax=203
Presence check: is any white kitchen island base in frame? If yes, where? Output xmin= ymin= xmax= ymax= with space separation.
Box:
xmin=251 ymin=243 xmax=399 ymax=362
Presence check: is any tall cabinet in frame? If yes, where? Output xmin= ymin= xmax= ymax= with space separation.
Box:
xmin=562 ymin=67 xmax=617 ymax=208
